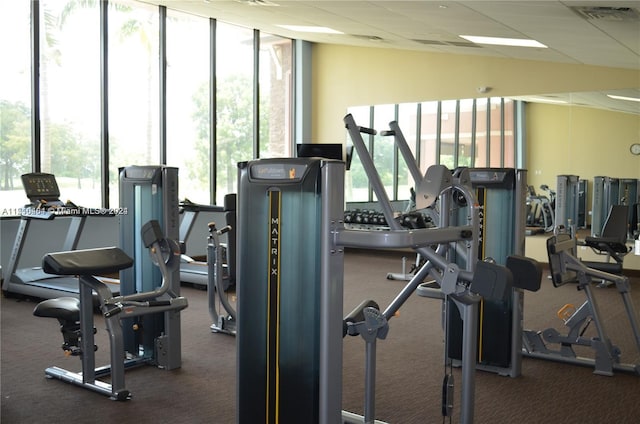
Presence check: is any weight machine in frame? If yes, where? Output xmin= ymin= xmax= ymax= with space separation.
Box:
xmin=522 ymin=233 xmax=640 ymax=376
xmin=235 ymin=113 xmax=514 ymax=424
xmin=32 ymin=220 xmax=188 ymax=399
xmin=207 ymin=220 xmax=236 ymax=335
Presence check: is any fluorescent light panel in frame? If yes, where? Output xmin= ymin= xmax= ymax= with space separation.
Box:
xmin=276 ymin=25 xmax=343 ymax=34
xmin=527 ymin=97 xmax=567 ymax=104
xmin=460 ymin=35 xmax=547 ymax=48
xmin=607 ymin=94 xmax=640 ymax=103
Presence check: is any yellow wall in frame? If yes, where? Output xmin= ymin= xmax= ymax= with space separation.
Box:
xmin=311 ymin=43 xmax=639 ymax=143
xmin=526 ymin=104 xmax=640 ymax=205
xmin=311 ymin=43 xmax=639 ymax=213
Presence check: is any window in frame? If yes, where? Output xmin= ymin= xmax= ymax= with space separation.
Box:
xmin=345 ymin=106 xmax=371 ymax=202
xmin=396 ymin=103 xmax=419 ymax=199
xmin=108 ymin=0 xmax=160 ymax=207
xmin=475 ymin=99 xmax=489 ymax=167
xmin=372 ymin=104 xmax=396 ymax=201
xmin=259 ymin=33 xmax=293 ymax=159
xmin=216 ymin=22 xmax=254 ymax=205
xmin=419 ymin=101 xmax=439 ymax=169
xmin=165 ymin=10 xmax=210 ymax=204
xmin=7 ymin=1 xmax=297 ymax=210
xmin=0 ymin=1 xmax=31 ymax=207
xmin=39 ymin=0 xmax=101 ymax=207
xmin=347 ymin=98 xmax=520 ymax=203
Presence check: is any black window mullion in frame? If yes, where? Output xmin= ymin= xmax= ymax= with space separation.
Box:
xmin=500 ymin=98 xmax=505 ymax=167
xmin=210 ymin=18 xmax=217 ymax=204
xmin=253 ymin=29 xmax=259 ymax=158
xmin=159 ymin=6 xmax=167 ymax=165
xmin=100 ymin=0 xmax=110 ymax=207
xmin=393 ymin=104 xmax=399 ymax=201
xmin=30 ymin=0 xmax=41 ymax=172
xmin=470 ymin=99 xmax=477 ymax=168
xmin=435 ymin=101 xmax=442 ymax=165
xmin=368 ymin=105 xmax=375 ymax=202
xmin=485 ymin=98 xmax=491 ymax=165
xmin=454 ymin=100 xmax=460 ymax=169
xmin=415 ymin=102 xmax=422 ymax=171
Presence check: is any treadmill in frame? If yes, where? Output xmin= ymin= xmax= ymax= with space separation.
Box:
xmin=2 ymin=173 xmax=120 ymax=302
xmin=179 ymin=197 xmax=235 ymax=290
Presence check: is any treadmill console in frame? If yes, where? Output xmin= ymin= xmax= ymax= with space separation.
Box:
xmin=21 ymin=173 xmax=64 ymax=206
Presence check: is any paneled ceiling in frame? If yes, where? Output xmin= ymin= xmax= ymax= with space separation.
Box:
xmin=140 ymin=0 xmax=640 ymax=114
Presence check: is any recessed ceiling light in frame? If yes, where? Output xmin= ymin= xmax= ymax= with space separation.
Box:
xmin=276 ymin=25 xmax=343 ymax=34
xmin=607 ymin=94 xmax=640 ymax=102
xmin=459 ymin=35 xmax=547 ymax=48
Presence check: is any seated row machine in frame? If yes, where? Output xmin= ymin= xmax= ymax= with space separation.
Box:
xmin=32 ymin=220 xmax=188 ymax=400
xmin=522 ymin=233 xmax=640 ymax=376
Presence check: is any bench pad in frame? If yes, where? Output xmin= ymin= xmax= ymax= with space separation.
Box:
xmin=42 ymin=247 xmax=133 ymax=276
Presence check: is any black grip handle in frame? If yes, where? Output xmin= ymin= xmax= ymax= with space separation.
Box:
xmin=358 ymin=126 xmax=377 ymax=135
xmin=148 ymin=300 xmax=171 ymax=307
xmin=104 ymin=304 xmax=123 ymax=318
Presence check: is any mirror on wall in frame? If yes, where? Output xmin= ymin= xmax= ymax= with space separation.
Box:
xmin=510 ymin=88 xmax=640 ymax=115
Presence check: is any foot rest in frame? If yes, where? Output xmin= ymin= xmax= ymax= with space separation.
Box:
xmin=33 ymin=297 xmax=80 ymax=321
xmin=42 ymin=247 xmax=133 ymax=276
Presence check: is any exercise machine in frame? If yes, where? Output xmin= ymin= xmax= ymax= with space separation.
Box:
xmin=578 ymin=178 xmax=588 ymax=229
xmin=582 ymin=204 xmax=632 ymax=276
xmin=445 ymin=167 xmax=530 ymax=378
xmin=118 ymin=165 xmax=183 ymax=368
xmin=555 ymin=174 xmax=580 ymax=233
xmin=619 ymin=179 xmax=639 ymax=238
xmin=525 ymin=184 xmax=555 ymax=233
xmin=591 ymin=176 xmax=619 ymax=237
xmin=343 ymin=116 xmax=521 ymax=422
xmin=207 ymin=220 xmax=236 ymax=335
xmin=235 ymin=113 xmax=511 ymax=424
xmin=522 ymin=233 xmax=640 ymax=376
xmin=32 ymin=220 xmax=189 ymax=399
xmin=179 ymin=198 xmax=233 ymax=288
xmin=378 ymin=121 xmax=533 ymax=379
xmin=2 ymin=173 xmax=119 ymax=302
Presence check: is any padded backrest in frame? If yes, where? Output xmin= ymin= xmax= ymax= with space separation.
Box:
xmin=601 ymin=204 xmax=629 ymax=243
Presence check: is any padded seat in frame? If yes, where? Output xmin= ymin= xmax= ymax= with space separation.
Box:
xmin=33 ymin=297 xmax=80 ymax=321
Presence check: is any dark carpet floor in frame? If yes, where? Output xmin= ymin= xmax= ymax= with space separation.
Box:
xmin=2 ymin=249 xmax=640 ymax=423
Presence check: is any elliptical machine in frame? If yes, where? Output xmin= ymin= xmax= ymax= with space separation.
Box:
xmin=526 ymin=184 xmax=555 ymax=233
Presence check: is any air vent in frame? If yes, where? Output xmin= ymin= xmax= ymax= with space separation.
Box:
xmin=350 ymin=34 xmax=384 ymax=42
xmin=235 ymin=0 xmax=280 ymax=7
xmin=413 ymin=39 xmax=482 ymax=48
xmin=571 ymin=6 xmax=639 ymax=21
xmin=413 ymin=39 xmax=446 ymax=45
